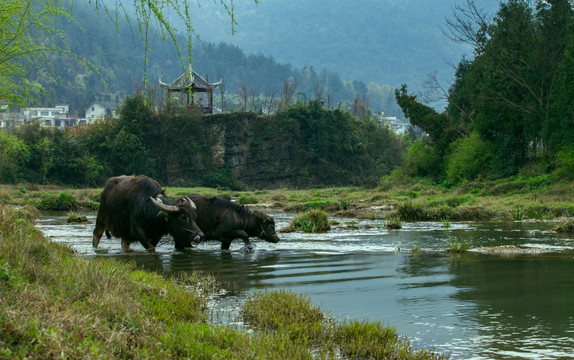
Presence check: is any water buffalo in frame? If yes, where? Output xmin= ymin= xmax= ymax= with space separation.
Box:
xmin=187 ymin=195 xmax=280 ymax=250
xmin=93 ymin=175 xmax=204 ymax=250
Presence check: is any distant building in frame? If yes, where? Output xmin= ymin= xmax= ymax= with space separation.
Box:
xmin=85 ymin=100 xmax=118 ymax=120
xmin=160 ymin=65 xmax=222 ymax=113
xmin=21 ymin=104 xmax=72 ymax=128
xmin=0 ymin=104 xmax=91 ymax=131
xmin=0 ymin=106 xmax=25 ymax=130
xmin=374 ymin=112 xmax=409 ymax=135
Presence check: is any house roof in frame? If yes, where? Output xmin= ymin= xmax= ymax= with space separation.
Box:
xmin=85 ymin=100 xmax=118 ymax=112
xmin=159 ymin=65 xmax=222 ymax=92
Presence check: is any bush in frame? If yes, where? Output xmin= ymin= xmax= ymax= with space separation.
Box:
xmin=446 ymin=131 xmax=493 ymax=182
xmin=404 ymin=140 xmax=442 ymax=178
xmin=555 ymin=145 xmax=574 ymax=180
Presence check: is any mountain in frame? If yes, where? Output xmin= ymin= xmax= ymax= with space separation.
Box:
xmin=182 ymin=0 xmax=501 ymax=97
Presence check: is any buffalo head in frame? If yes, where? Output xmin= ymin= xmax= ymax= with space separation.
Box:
xmin=255 ymin=211 xmax=280 ymax=243
xmin=151 ymin=196 xmax=204 ymax=249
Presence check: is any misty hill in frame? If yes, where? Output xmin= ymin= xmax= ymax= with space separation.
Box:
xmin=31 ymin=2 xmax=400 ymax=118
xmin=185 ymin=0 xmax=500 ymax=94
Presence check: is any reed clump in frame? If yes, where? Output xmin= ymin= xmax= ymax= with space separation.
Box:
xmin=241 ymin=290 xmax=448 ymax=359
xmin=289 ymin=209 xmax=331 ymax=232
xmin=555 ymin=216 xmax=574 ymax=233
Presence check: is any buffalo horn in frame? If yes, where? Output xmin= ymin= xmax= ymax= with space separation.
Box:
xmin=150 ymin=196 xmax=179 ymax=213
xmin=184 ymin=196 xmax=197 ymax=210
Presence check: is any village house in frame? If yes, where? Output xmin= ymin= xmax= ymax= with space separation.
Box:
xmin=84 ymin=100 xmax=118 ymax=120
xmin=0 ymin=104 xmax=92 ymax=131
xmin=374 ymin=112 xmax=410 ymax=135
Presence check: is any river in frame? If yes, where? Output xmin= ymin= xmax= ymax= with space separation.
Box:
xmin=37 ymin=210 xmax=574 ymax=359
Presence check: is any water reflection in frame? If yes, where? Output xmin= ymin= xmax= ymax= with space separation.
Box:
xmin=36 ymin=210 xmax=574 ymax=359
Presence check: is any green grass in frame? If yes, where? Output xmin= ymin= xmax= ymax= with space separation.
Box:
xmin=2 ymin=176 xmax=574 ymax=223
xmin=36 ymin=191 xmax=78 ymax=211
xmin=241 ymin=290 xmax=447 ymax=359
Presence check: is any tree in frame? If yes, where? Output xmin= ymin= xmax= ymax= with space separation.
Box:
xmin=444 ymin=0 xmax=574 ymax=175
xmin=0 ymin=131 xmax=30 ymax=183
xmin=395 ymin=85 xmax=462 ymax=157
xmin=1 ymin=0 xmax=248 ymax=106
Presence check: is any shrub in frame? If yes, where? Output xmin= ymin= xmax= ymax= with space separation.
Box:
xmin=555 ymin=145 xmax=574 ymax=180
xmin=446 ymin=131 xmax=493 ymax=182
xmin=405 ymin=139 xmax=442 ymax=178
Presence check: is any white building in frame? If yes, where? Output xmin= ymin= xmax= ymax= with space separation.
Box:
xmin=374 ymin=112 xmax=410 ymax=135
xmin=1 ymin=104 xmax=91 ymax=130
xmin=85 ymin=101 xmax=118 ymax=120
xmin=21 ymin=104 xmax=72 ymax=128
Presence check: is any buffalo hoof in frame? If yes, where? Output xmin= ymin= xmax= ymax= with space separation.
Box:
xmin=241 ymin=243 xmax=256 ymax=253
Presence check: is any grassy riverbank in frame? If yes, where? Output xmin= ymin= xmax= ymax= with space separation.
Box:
xmin=2 ymin=177 xmax=572 ymax=358
xmin=3 ymin=175 xmax=573 ymax=222
xmin=0 ymin=205 xmax=447 ymax=359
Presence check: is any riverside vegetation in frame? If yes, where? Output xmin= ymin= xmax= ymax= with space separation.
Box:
xmin=0 ymin=204 xmax=448 ymax=359
xmin=1 ymin=176 xmax=573 ymax=358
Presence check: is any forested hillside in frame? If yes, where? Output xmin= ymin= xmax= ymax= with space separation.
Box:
xmin=28 ymin=1 xmax=403 ymax=119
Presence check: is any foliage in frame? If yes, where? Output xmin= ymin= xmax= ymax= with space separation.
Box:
xmin=0 ymin=0 xmax=81 ymax=105
xmin=395 ymin=85 xmax=463 ymax=157
xmin=9 ymin=96 xmax=404 ymax=188
xmin=237 ymin=194 xmax=259 ymax=205
xmin=446 ymin=131 xmax=494 ymax=182
xmin=241 ymin=289 xmax=447 ymax=360
xmin=555 ymin=144 xmax=574 ymax=180
xmin=241 ymin=289 xmax=325 ymax=343
xmin=385 ymin=216 xmax=402 ymax=229
xmin=0 ymin=131 xmax=30 ymax=183
xmin=404 ymin=139 xmax=442 ymax=178
xmin=397 ymin=0 xmax=574 ymax=179
xmin=446 ymin=237 xmax=471 ymax=253
xmin=1 ymin=0 xmax=243 ymax=107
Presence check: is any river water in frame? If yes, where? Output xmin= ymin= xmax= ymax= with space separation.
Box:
xmin=37 ymin=210 xmax=574 ymax=359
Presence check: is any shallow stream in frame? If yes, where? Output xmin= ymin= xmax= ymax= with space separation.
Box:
xmin=37 ymin=210 xmax=574 ymax=359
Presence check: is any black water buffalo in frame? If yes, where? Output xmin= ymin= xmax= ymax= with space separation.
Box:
xmin=93 ymin=175 xmax=204 ymax=250
xmin=187 ymin=195 xmax=280 ymax=250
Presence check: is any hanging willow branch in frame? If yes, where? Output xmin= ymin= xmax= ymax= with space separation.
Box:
xmin=1 ymin=0 xmax=252 ymax=105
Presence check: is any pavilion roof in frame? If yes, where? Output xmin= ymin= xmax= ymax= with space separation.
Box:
xmin=159 ymin=65 xmax=222 ymax=92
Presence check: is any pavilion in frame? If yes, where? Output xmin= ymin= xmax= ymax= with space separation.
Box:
xmin=159 ymin=65 xmax=222 ymax=113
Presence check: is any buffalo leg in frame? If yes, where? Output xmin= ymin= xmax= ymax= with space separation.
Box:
xmin=133 ymin=229 xmax=155 ymax=250
xmin=92 ymin=211 xmax=106 ymax=248
xmin=121 ymin=238 xmax=131 ymax=249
